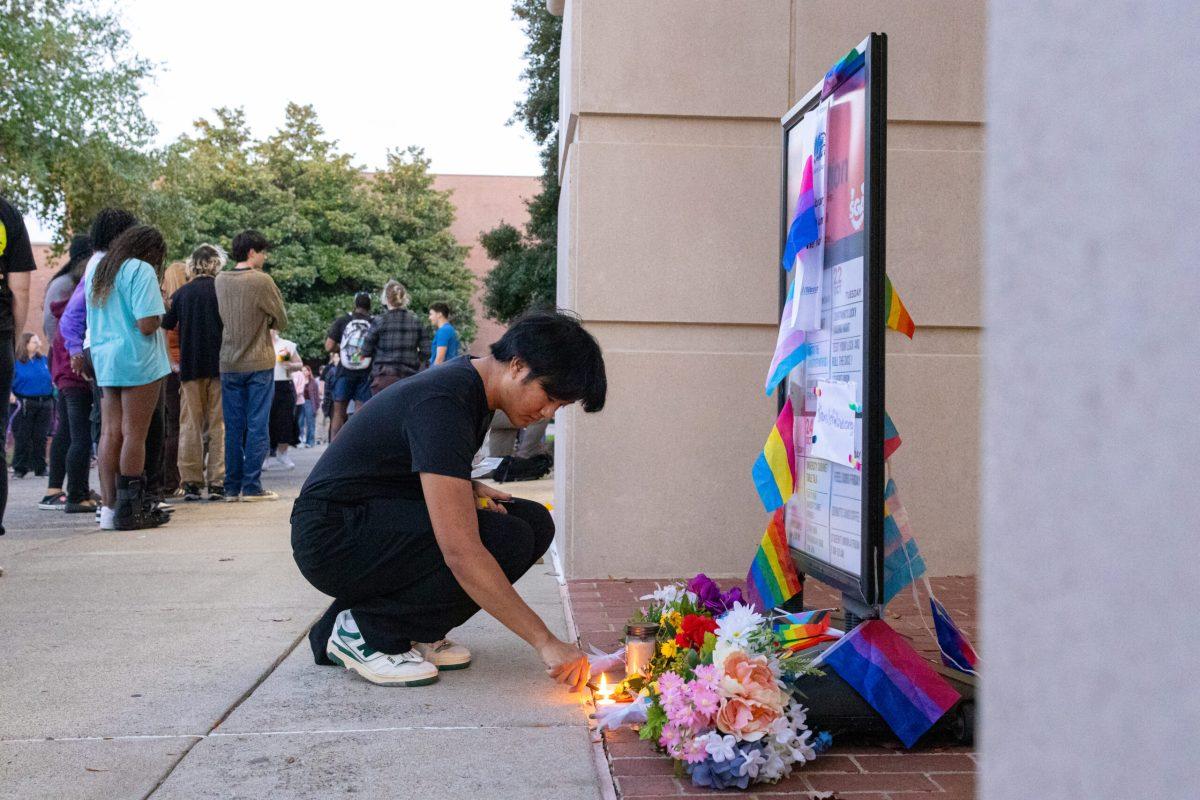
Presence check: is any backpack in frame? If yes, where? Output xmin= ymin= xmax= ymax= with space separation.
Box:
xmin=338 ymin=317 xmax=373 ymax=370
xmin=492 ymin=453 xmax=553 ymax=483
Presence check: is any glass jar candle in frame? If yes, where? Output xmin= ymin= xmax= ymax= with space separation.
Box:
xmin=625 ymin=622 xmax=660 ymax=679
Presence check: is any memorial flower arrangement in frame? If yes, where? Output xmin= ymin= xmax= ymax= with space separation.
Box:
xmin=625 ymin=574 xmax=827 ymax=790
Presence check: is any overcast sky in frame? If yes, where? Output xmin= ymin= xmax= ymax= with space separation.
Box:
xmin=27 ymin=0 xmax=543 ymax=240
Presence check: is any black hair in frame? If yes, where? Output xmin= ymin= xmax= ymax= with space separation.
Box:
xmin=429 ymin=301 xmax=452 ymax=319
xmin=91 ymin=225 xmax=166 ymax=306
xmin=52 ymin=234 xmax=94 ymax=283
xmin=354 ymin=291 xmax=372 ymax=311
xmin=490 ymin=309 xmax=607 ymax=413
xmin=230 ymin=230 xmax=270 ymax=262
xmin=88 ymin=208 xmax=138 ymax=251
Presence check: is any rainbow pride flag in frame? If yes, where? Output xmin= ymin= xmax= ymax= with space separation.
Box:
xmin=882 ymin=478 xmax=926 ymax=605
xmin=820 ymin=620 xmax=960 ymax=747
xmin=745 ymin=507 xmax=803 ymax=612
xmin=775 ymin=609 xmax=836 ymax=653
xmin=765 ymin=282 xmax=812 ymax=395
xmin=883 ymin=410 xmax=902 ymax=461
xmin=781 ymin=155 xmax=819 ymax=272
xmin=751 ymin=398 xmax=797 ymax=512
xmin=931 ymin=597 xmax=979 ymax=675
xmin=884 ymin=276 xmax=916 ymax=338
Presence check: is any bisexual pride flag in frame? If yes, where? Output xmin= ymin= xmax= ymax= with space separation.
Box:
xmin=821 ymin=620 xmax=960 ymax=748
xmin=931 ymin=597 xmax=979 ymax=675
xmin=751 ymin=398 xmax=797 ymax=512
xmin=780 ymin=155 xmax=819 ymax=272
xmin=745 ymin=507 xmax=803 ymax=612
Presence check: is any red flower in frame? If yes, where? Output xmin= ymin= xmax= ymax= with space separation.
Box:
xmin=674 ymin=614 xmax=719 ymax=650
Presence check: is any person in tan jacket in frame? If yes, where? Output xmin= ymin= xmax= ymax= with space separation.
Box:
xmin=215 ymin=230 xmax=287 ymax=502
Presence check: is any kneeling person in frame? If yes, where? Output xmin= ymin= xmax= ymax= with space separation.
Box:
xmin=291 ymin=311 xmax=606 ymax=688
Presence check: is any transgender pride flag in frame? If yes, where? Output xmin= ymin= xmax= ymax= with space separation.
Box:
xmin=764 ymin=281 xmax=811 ymax=395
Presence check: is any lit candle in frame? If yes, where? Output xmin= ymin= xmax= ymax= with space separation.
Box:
xmin=595 ymin=673 xmax=616 ymax=707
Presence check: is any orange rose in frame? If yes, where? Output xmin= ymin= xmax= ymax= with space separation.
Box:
xmin=714 ymin=696 xmax=779 ymax=742
xmin=720 ymin=651 xmax=786 ymax=711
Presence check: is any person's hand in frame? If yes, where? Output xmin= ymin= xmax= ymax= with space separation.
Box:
xmin=473 ymin=481 xmax=512 ymax=514
xmin=70 ymin=353 xmax=85 ymax=375
xmin=539 ymin=638 xmax=590 ymax=691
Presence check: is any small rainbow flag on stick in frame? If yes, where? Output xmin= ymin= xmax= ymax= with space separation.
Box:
xmin=775 ymin=609 xmax=837 ymax=653
xmin=745 ymin=507 xmax=803 ymax=612
xmin=884 ymin=276 xmax=916 ymax=338
xmin=883 ymin=410 xmax=902 ymax=461
xmin=751 ymin=398 xmax=797 ymax=512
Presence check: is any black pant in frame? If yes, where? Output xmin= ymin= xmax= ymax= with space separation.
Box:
xmin=12 ymin=395 xmax=53 ymax=475
xmin=47 ymin=387 xmax=94 ymax=502
xmin=0 ymin=339 xmax=13 ymax=531
xmin=143 ymin=390 xmax=165 ymax=496
xmin=292 ymin=494 xmax=555 ymax=664
xmin=162 ymin=373 xmax=181 ymax=493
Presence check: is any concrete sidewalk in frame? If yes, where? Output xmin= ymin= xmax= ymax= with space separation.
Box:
xmin=0 ymin=449 xmax=600 ymax=799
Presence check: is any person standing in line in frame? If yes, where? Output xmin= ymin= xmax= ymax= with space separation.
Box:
xmin=319 ymin=354 xmax=337 ymax=443
xmin=325 ymin=291 xmax=375 ymax=440
xmin=215 ymin=230 xmax=287 ymax=502
xmin=158 ymin=261 xmax=188 ymax=498
xmin=161 ymin=244 xmax=226 ymax=502
xmin=39 ymin=234 xmax=94 ymax=512
xmin=11 ymin=333 xmax=53 ymax=478
xmin=362 ymin=280 xmax=430 ymax=396
xmin=0 ymin=195 xmax=36 ymax=535
xmin=427 ymin=302 xmax=460 ymax=367
xmin=61 ymin=208 xmax=139 ymax=530
xmin=291 ymin=364 xmax=308 ymax=448
xmin=264 ymin=329 xmax=302 ymax=471
xmin=87 ymin=225 xmax=172 ymax=531
xmin=300 ymin=365 xmax=320 ymax=447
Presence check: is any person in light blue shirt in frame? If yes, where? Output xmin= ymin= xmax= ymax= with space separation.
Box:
xmin=427 ymin=302 xmax=460 ymax=366
xmin=85 ymin=225 xmax=171 ymax=531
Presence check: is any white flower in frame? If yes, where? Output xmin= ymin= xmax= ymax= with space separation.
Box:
xmin=768 ymin=715 xmax=794 ymax=746
xmin=639 ymin=583 xmax=697 ymax=607
xmin=786 ymin=702 xmax=809 ymax=730
xmin=703 ymin=733 xmax=737 ymax=763
xmin=711 ymin=640 xmax=740 ymax=672
xmin=758 ymin=747 xmax=787 ymax=782
xmin=739 ymin=747 xmax=767 ymax=779
xmin=715 ymin=602 xmax=766 ymax=651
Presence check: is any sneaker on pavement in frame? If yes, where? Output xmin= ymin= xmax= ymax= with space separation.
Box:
xmin=207 ymin=485 xmax=225 ymax=501
xmin=326 ymin=610 xmax=439 ymax=687
xmin=224 ymin=494 xmax=241 ymax=503
xmin=261 ymin=457 xmax=283 ymax=471
xmin=65 ymin=498 xmax=99 ymax=514
xmin=415 ymin=639 xmax=472 ymax=670
xmin=241 ymin=490 xmax=279 ymax=502
xmin=98 ymin=506 xmax=115 ymax=531
xmin=183 ymin=483 xmax=204 ymax=502
xmin=38 ymin=492 xmax=66 ymax=510
xmin=279 ymin=454 xmax=296 ymax=469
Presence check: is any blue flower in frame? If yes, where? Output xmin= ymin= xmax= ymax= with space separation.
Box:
xmin=687 ymin=742 xmax=767 ymax=790
xmin=813 ymin=730 xmax=834 ymax=754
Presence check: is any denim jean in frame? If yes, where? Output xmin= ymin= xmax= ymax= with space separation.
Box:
xmin=300 ymin=401 xmax=316 ymax=446
xmin=221 ymin=369 xmax=274 ymax=496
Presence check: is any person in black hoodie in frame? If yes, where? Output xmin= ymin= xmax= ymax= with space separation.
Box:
xmin=162 ymin=244 xmax=226 ymax=501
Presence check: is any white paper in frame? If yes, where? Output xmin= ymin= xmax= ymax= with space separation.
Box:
xmin=809 ymin=379 xmax=858 ymax=469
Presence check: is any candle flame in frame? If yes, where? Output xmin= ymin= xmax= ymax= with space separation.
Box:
xmin=597 ymin=673 xmax=610 ymax=696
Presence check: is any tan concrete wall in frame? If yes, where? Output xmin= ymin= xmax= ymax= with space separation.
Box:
xmin=555 ymin=0 xmax=984 ymax=578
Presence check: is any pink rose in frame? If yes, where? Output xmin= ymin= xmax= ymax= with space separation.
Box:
xmin=720 ymin=651 xmax=786 ymax=711
xmin=714 ymin=696 xmax=779 ymax=742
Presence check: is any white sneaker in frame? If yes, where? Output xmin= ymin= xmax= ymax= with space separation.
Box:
xmin=98 ymin=506 xmax=115 ymax=530
xmin=415 ymin=638 xmax=472 ymax=670
xmin=261 ymin=457 xmax=282 ymax=471
xmin=280 ymin=454 xmax=296 ymax=470
xmin=240 ymin=490 xmax=279 ymax=503
xmin=326 ymin=610 xmax=439 ymax=687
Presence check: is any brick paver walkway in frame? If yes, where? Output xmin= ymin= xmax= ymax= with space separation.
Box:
xmin=568 ymin=577 xmax=978 ymax=800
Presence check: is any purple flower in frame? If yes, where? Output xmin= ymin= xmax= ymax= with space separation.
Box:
xmin=720 ymin=585 xmax=745 ymax=610
xmin=686 ymin=574 xmax=724 ymax=614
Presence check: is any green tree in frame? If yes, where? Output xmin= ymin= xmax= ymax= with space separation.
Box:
xmin=153 ymin=104 xmax=475 ymax=358
xmin=0 ymin=0 xmax=157 ymax=237
xmin=480 ymin=0 xmax=561 ymax=323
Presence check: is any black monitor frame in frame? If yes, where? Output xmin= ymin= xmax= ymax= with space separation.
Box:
xmin=777 ymin=33 xmax=887 ymax=614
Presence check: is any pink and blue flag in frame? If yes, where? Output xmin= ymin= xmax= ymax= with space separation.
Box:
xmin=820 ymin=620 xmax=960 ymax=748
xmin=765 ymin=281 xmax=811 ymax=395
xmin=781 ymin=155 xmax=819 ymax=272
xmin=931 ymin=598 xmax=979 ymax=675
xmin=882 ymin=478 xmax=925 ymax=605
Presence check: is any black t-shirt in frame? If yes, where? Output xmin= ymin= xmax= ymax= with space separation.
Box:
xmin=326 ymin=310 xmax=373 ymax=349
xmin=300 ymin=356 xmax=492 ymax=503
xmin=162 ymin=276 xmax=224 ymax=381
xmin=0 ymin=197 xmax=37 ymax=334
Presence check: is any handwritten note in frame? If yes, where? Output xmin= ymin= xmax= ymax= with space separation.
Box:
xmin=810 ymin=379 xmax=858 ymax=468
